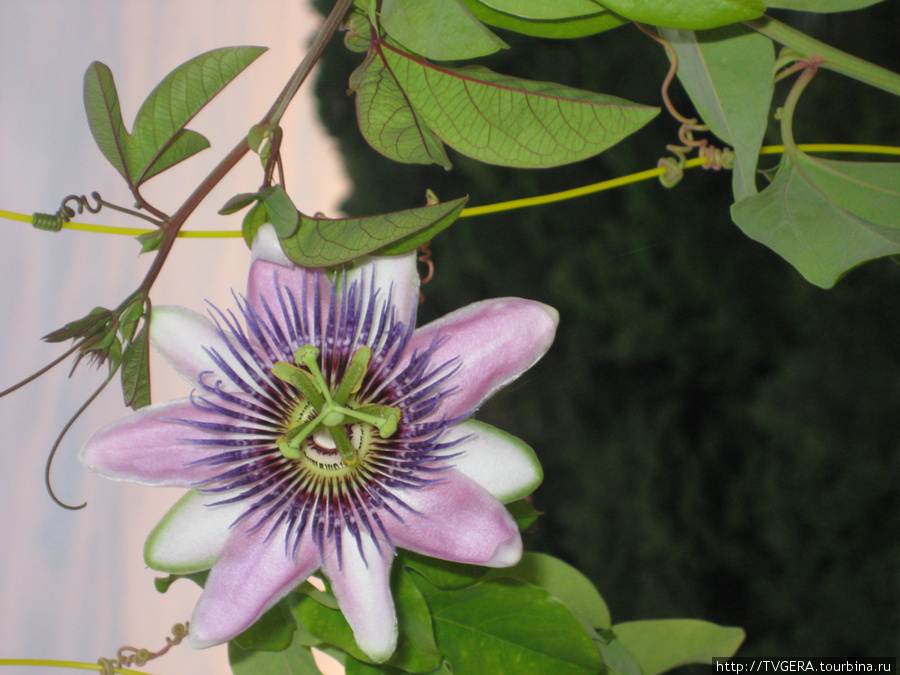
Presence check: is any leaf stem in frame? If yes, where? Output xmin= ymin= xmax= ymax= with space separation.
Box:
xmin=745 ymin=16 xmax=900 ymax=97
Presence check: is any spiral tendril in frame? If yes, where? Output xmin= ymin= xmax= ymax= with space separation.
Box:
xmin=31 ymin=193 xmax=104 ymax=232
xmin=97 ymin=622 xmax=189 ymax=675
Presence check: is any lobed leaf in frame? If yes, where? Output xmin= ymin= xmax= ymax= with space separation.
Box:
xmin=351 ymin=48 xmax=453 ymax=169
xmin=612 ymin=619 xmax=745 ymax=675
xmin=414 ymin=576 xmax=603 ymax=674
xmin=597 ymin=0 xmax=765 ymax=29
xmin=462 ymin=0 xmax=627 ymax=38
xmin=731 ymin=153 xmax=900 ymax=288
xmin=381 ymin=0 xmax=508 ymax=61
xmin=129 ymin=46 xmax=267 ymax=184
xmin=278 ymin=196 xmax=468 ymax=267
xmin=356 ymin=41 xmax=658 ymax=169
xmin=659 ymin=25 xmax=774 ymax=200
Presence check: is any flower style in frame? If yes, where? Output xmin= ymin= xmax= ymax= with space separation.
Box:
xmin=80 ymin=226 xmax=559 ymax=662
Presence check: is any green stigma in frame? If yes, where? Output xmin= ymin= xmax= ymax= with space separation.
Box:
xmin=272 ymin=344 xmax=401 ymax=464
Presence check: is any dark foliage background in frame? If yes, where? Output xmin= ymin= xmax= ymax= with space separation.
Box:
xmin=311 ymin=1 xmax=900 ymax=658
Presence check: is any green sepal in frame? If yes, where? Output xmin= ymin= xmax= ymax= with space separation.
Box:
xmin=137 ymin=228 xmax=166 ymax=253
xmin=42 ymin=306 xmax=113 ymax=343
xmin=153 ymin=569 xmax=209 ymax=594
xmin=121 ymin=326 xmax=151 ymax=410
xmin=241 ymin=201 xmax=269 ymax=249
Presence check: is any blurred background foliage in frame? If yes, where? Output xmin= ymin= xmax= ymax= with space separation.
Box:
xmin=312 ymin=1 xmax=899 ymax=658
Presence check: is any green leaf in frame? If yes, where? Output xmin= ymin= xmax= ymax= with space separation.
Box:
xmin=228 ymin=639 xmax=322 ymax=674
xmin=658 ymin=25 xmax=774 ymax=200
xmin=128 ymin=46 xmax=267 ymax=184
xmin=293 ymin=593 xmax=372 ymax=663
xmin=485 ymin=552 xmax=612 ymax=631
xmin=220 ymin=191 xmax=264 ymax=215
xmin=231 ymin=600 xmax=297 ymax=652
xmin=596 ymin=0 xmax=765 ymax=29
xmin=387 ymin=567 xmax=442 ymax=672
xmin=120 ymin=327 xmax=151 ymax=410
xmin=414 ymin=576 xmax=603 ymax=674
xmin=351 ymin=48 xmax=453 ymax=169
xmin=367 ymin=42 xmax=658 ymax=168
xmin=242 ymin=201 xmax=270 ymax=249
xmin=479 ymin=0 xmax=608 ymax=20
xmin=83 ymin=47 xmax=266 ymax=188
xmin=83 ymin=62 xmax=130 ymax=181
xmin=462 ymin=0 xmax=627 ymax=38
xmin=612 ymin=619 xmax=745 ymax=674
xmin=594 ymin=629 xmax=644 ymax=675
xmin=399 ymin=549 xmax=489 ymax=590
xmin=764 ymin=0 xmax=883 ymax=10
xmin=381 ymin=0 xmax=508 ymax=61
xmin=262 ymin=185 xmax=300 ymax=237
xmin=345 ymin=657 xmax=406 ymax=674
xmin=731 ymin=154 xmax=900 ymax=288
xmin=278 ymin=196 xmax=468 ymax=267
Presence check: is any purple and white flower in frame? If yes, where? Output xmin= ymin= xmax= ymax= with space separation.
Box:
xmin=80 ymin=226 xmax=559 ymax=661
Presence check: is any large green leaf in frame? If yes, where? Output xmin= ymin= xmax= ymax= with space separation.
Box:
xmin=731 ymin=153 xmax=900 ymax=288
xmin=228 ymin=639 xmax=321 ymax=674
xmin=485 ymin=552 xmax=612 ymax=631
xmin=351 ymin=48 xmax=453 ymax=169
xmin=479 ymin=0 xmax=606 ymax=19
xmin=381 ymin=0 xmax=508 ymax=61
xmin=596 ymin=0 xmax=765 ymax=29
xmin=415 ymin=576 xmax=603 ymax=674
xmin=83 ymin=47 xmax=266 ymax=188
xmin=764 ymin=0 xmax=883 ymax=10
xmin=462 ymin=0 xmax=627 ymax=38
xmin=278 ymin=196 xmax=468 ymax=267
xmin=659 ymin=25 xmax=774 ymax=200
xmin=354 ymin=41 xmax=658 ymax=169
xmin=612 ymin=619 xmax=745 ymax=675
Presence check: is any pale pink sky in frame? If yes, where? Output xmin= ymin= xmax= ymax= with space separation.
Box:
xmin=0 ymin=2 xmax=347 ymax=673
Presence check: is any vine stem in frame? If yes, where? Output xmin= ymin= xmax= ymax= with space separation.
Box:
xmin=745 ymin=16 xmax=900 ymax=97
xmin=0 ymin=659 xmax=146 ymax=674
xmin=135 ymin=0 xmax=355 ymax=296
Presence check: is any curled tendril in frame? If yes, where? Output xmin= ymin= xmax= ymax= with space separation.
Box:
xmin=97 ymin=622 xmax=190 ymax=675
xmin=634 ymin=23 xmax=735 ymax=187
xmin=32 ymin=192 xmax=104 ymax=232
xmin=417 ymin=243 xmax=435 ymax=304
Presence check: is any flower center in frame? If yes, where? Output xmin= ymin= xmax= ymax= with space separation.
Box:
xmin=272 ymin=345 xmax=401 ymax=467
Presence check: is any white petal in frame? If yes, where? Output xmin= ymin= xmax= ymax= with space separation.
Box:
xmin=251 ymin=222 xmax=292 ymax=267
xmin=144 ymin=489 xmax=244 ymax=573
xmin=437 ymin=420 xmax=543 ymax=503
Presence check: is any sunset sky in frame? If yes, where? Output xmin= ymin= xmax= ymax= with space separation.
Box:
xmin=0 ymin=2 xmax=347 ymax=673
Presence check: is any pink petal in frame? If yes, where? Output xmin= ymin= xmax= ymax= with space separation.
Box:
xmin=246 ymin=258 xmax=319 ymax=332
xmin=323 ymin=529 xmax=398 ymax=662
xmin=78 ymin=398 xmax=249 ymax=487
xmin=403 ymin=298 xmax=559 ymax=419
xmin=189 ymin=521 xmax=320 ymax=649
xmin=386 ymin=471 xmax=522 ymax=568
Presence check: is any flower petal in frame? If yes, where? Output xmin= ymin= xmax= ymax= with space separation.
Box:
xmin=347 ymin=252 xmax=419 ymax=328
xmin=144 ymin=489 xmax=243 ymax=573
xmin=405 ymin=298 xmax=558 ymax=419
xmin=78 ymin=399 xmax=237 ymax=487
xmin=437 ymin=419 xmax=542 ymax=503
xmin=188 ymin=520 xmax=319 ymax=649
xmin=387 ymin=472 xmax=522 ymax=568
xmin=323 ymin=528 xmax=398 ymax=662
xmin=251 ymin=222 xmax=292 ymax=267
xmin=151 ymin=305 xmax=248 ymax=392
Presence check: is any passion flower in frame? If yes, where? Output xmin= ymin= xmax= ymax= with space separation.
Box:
xmin=80 ymin=226 xmax=558 ymax=661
